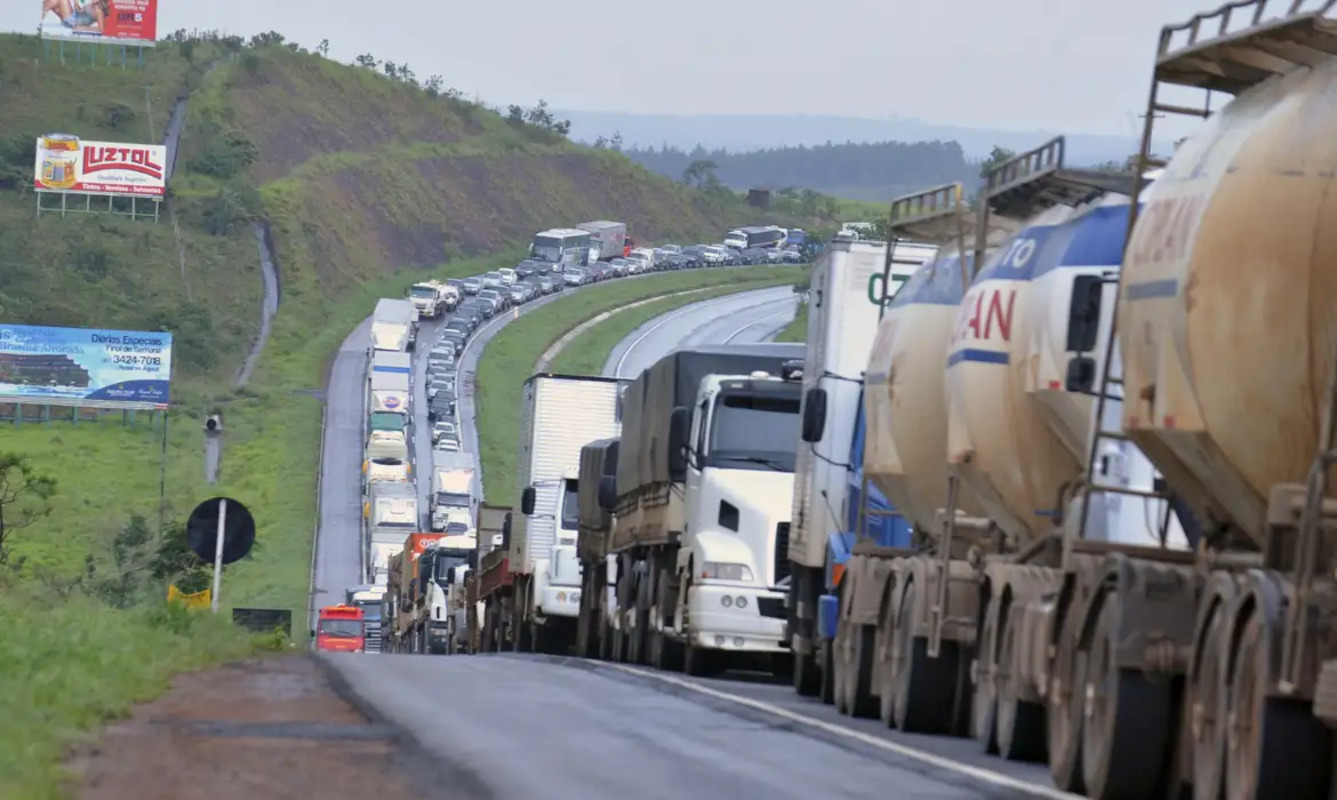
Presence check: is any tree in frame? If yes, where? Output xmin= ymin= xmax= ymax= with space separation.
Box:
xmin=681 ymin=159 xmax=719 ymax=188
xmin=354 ymin=53 xmax=379 ymax=70
xmin=979 ymin=145 xmax=1016 ymax=179
xmin=609 ymin=131 xmax=623 ymax=151
xmin=0 ymin=452 xmax=56 ymax=564
xmin=317 ymin=38 xmax=330 ymax=57
xmin=424 ymin=75 xmax=444 ymax=97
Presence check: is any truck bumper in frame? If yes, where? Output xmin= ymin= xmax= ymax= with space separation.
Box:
xmin=428 ymin=624 xmax=450 ymax=652
xmin=540 ymin=585 xmax=581 ymax=618
xmin=687 ymin=585 xmax=787 ymax=653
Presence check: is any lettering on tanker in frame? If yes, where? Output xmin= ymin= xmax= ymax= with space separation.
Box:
xmin=1126 ymin=194 xmax=1206 ymax=267
xmin=953 ymin=288 xmax=1016 ymax=346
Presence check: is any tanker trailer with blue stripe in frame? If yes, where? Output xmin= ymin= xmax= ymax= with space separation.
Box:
xmin=784 ymin=237 xmax=930 ymax=700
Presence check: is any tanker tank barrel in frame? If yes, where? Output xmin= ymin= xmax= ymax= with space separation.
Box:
xmin=1153 ymin=0 xmax=1337 ymax=95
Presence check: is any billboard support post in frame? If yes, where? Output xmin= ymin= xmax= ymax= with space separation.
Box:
xmin=36 ymin=190 xmax=160 ymax=221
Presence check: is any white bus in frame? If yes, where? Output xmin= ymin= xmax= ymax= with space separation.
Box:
xmin=530 ymin=228 xmax=592 ymax=270
xmin=724 ymin=225 xmax=787 ymax=250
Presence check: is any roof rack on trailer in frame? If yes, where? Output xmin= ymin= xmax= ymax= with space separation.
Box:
xmin=886 ymin=182 xmax=970 ymax=244
xmin=1154 ymin=0 xmax=1337 ymax=95
xmin=983 ymin=136 xmax=1138 ymax=222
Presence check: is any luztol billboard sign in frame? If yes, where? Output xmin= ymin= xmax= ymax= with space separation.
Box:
xmin=0 ymin=324 xmax=173 ymax=410
xmin=33 ymin=135 xmax=167 ymax=198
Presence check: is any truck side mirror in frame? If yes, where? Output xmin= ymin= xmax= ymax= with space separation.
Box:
xmin=1065 ymin=274 xmax=1103 ymax=353
xmin=467 ymin=550 xmax=478 ymax=570
xmin=501 ymin=513 xmax=512 ymax=549
xmin=598 ymin=475 xmax=617 ymax=511
xmin=521 ymin=486 xmax=536 ymax=516
xmin=801 ymin=388 xmax=827 ymax=443
xmin=668 ymin=406 xmax=690 ymax=480
xmin=1065 ymin=355 xmax=1096 ymax=393
xmin=445 ymin=567 xmax=456 ymax=585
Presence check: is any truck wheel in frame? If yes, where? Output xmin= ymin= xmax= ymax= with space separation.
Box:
xmin=876 ymin=611 xmax=899 ymax=726
xmin=684 ymin=639 xmax=720 ymax=677
xmin=844 ymin=623 xmax=878 ymax=718
xmin=1047 ymin=609 xmax=1086 ymax=792
xmin=1224 ymin=609 xmax=1330 ymax=800
xmin=1190 ymin=601 xmax=1230 ymax=800
xmin=1080 ymin=599 xmax=1173 ymax=798
xmin=972 ymin=593 xmax=1000 ymax=752
xmin=892 ymin=581 xmax=960 ymax=734
xmin=793 ymin=647 xmax=821 ymax=697
xmin=819 ymin=640 xmax=835 ymax=705
xmin=995 ymin=607 xmax=1045 ymax=761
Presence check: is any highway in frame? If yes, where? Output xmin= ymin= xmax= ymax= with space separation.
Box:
xmin=604 ymin=285 xmax=798 ymax=378
xmin=316 ymin=277 xmax=1063 ymax=800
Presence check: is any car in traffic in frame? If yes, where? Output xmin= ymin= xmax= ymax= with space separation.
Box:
xmin=428 ymin=391 xmax=456 ymax=421
xmin=562 ymin=268 xmax=587 ymax=287
xmin=433 ymin=437 xmax=461 ymax=453
xmin=461 ymin=276 xmax=483 ymax=295
xmin=432 ymin=421 xmax=457 ymax=444
xmin=478 ymin=288 xmax=508 ymax=311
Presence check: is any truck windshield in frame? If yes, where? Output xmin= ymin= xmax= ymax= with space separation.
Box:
xmin=436 ymin=492 xmax=470 ymax=508
xmin=432 ymin=548 xmax=472 ymax=586
xmin=370 ymin=412 xmax=405 ymax=430
xmin=707 ymin=393 xmax=801 ymax=472
xmin=561 ymin=479 xmax=579 ymax=530
xmin=351 ymin=600 xmax=382 ymax=622
xmin=317 ymin=619 xmax=363 ymax=638
xmin=410 ymin=286 xmax=436 ymax=298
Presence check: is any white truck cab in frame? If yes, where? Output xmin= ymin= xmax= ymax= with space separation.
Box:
xmin=676 ymin=368 xmax=802 ymax=655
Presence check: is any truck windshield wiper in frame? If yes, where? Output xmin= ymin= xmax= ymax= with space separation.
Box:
xmin=718 ymin=455 xmax=788 ymax=471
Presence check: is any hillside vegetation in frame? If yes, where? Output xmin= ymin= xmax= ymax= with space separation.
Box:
xmin=0 ymin=27 xmax=829 ymax=605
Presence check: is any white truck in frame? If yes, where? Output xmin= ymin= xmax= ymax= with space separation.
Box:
xmin=509 ymin=374 xmax=627 ymax=653
xmin=591 ymin=344 xmax=805 ymax=674
xmin=783 ymin=237 xmax=934 ymax=695
xmin=419 ymin=530 xmax=478 ymax=654
xmin=363 ymin=456 xmax=411 ymax=489
xmin=407 ymin=280 xmax=458 ymax=320
xmin=576 ymin=220 xmax=627 ymax=262
xmin=368 ymin=351 xmax=412 ymax=424
xmin=363 ymin=480 xmax=419 ymax=584
xmin=365 ymin=429 xmax=408 ymax=462
xmin=430 ymin=451 xmax=477 ymax=532
xmin=370 ymin=298 xmax=417 ymax=353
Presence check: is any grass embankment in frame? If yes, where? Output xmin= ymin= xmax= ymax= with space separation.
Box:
xmin=477 ymin=265 xmax=805 ymax=502
xmin=0 ymin=590 xmax=271 ymax=800
xmin=774 ymin=303 xmax=808 ymax=342
xmin=546 ymin=283 xmax=800 ymax=377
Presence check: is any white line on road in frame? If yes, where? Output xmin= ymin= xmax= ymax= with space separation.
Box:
xmin=722 ymin=303 xmax=797 ymax=344
xmin=597 ymin=662 xmax=1084 ymax=800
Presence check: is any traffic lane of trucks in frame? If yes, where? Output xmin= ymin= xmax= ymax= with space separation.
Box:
xmin=324 ymin=652 xmax=1022 ymax=800
xmin=602 ymin=286 xmax=798 ymax=379
xmin=311 ymin=316 xmax=374 ymax=634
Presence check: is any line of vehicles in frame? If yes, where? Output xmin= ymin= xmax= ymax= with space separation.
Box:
xmin=316 ymin=216 xmax=803 ymax=656
xmin=337 ymin=3 xmax=1337 ymax=797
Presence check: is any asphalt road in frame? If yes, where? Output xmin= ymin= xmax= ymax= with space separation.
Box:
xmin=603 ymin=286 xmax=798 ymax=378
xmin=325 ymin=652 xmax=1057 ymax=800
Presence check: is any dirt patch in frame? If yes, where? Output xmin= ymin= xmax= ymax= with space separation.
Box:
xmin=72 ymin=655 xmax=436 ymax=800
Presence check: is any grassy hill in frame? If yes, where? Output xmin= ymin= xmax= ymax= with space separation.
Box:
xmin=0 ymin=28 xmax=833 ymax=609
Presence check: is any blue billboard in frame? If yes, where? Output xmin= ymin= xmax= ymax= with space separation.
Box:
xmin=0 ymin=324 xmax=172 ymax=409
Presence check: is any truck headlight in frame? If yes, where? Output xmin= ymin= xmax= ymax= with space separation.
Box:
xmin=700 ymin=561 xmax=753 ymax=582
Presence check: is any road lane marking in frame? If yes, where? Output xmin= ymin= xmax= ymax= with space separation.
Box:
xmin=597 ymin=662 xmax=1082 ymax=800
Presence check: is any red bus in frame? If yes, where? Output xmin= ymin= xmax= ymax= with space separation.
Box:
xmin=315 ymin=604 xmax=366 ymax=653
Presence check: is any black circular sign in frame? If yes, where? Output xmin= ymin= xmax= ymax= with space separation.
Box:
xmin=186 ymin=496 xmax=256 ymax=565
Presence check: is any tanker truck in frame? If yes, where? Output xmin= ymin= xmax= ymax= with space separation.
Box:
xmin=593 ymin=344 xmax=805 ymax=674
xmin=997 ymin=7 xmax=1337 ymax=799
xmin=784 ymin=236 xmax=933 ymax=698
xmin=823 ymin=135 xmax=1151 ymax=743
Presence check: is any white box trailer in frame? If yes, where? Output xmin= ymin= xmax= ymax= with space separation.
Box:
xmin=509 ymin=374 xmax=626 ymax=650
xmin=371 ymin=298 xmax=416 ymax=352
xmin=364 ymin=480 xmax=420 ymax=584
xmin=577 ymin=220 xmax=627 ymax=262
xmin=430 ymin=451 xmax=478 ymax=532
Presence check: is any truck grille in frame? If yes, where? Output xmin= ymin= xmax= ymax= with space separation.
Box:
xmin=363 ymin=623 xmax=383 ymax=653
xmin=773 ymin=522 xmax=791 ymax=586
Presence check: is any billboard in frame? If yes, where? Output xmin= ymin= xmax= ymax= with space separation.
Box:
xmin=0 ymin=324 xmax=172 ymax=410
xmin=33 ymin=135 xmax=167 ymax=198
xmin=39 ymin=0 xmax=158 ymax=45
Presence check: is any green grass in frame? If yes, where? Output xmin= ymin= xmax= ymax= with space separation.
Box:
xmin=477 ymin=265 xmax=805 ymax=501
xmin=546 ymin=281 xmax=798 ymax=377
xmin=832 ymin=196 xmax=891 ymax=221
xmin=775 ymin=302 xmax=808 ymax=343
xmin=0 ymin=590 xmax=268 ymax=800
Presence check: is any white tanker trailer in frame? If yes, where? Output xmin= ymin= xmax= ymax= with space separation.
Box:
xmin=827 ymin=5 xmax=1337 ymax=800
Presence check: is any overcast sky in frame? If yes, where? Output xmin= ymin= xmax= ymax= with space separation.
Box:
xmin=8 ymin=0 xmax=1232 ymax=135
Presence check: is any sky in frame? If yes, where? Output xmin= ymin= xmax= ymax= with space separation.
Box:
xmin=7 ymin=0 xmax=1242 ymax=136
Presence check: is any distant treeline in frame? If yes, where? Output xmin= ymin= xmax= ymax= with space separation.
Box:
xmin=620 ymin=140 xmax=982 ymax=202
